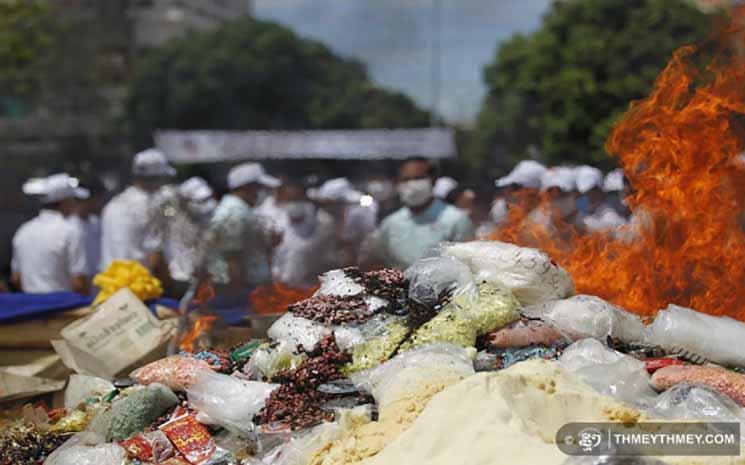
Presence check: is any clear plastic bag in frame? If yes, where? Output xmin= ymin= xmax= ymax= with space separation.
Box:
xmin=559 ymin=338 xmax=657 ymax=408
xmin=404 ymin=256 xmax=474 ymax=306
xmin=522 ymin=295 xmax=644 ymax=343
xmin=64 ymin=375 xmax=115 ymax=410
xmin=345 ymin=317 xmax=411 ymax=374
xmin=645 ymin=304 xmax=745 ymax=367
xmin=651 ymin=365 xmax=745 ymax=407
xmin=267 ymin=313 xmax=329 ymax=352
xmin=44 ymin=432 xmax=127 ymax=465
xmin=350 ymin=343 xmax=475 ymax=410
xmin=314 ymin=269 xmax=365 ymax=297
xmin=187 ymin=371 xmax=278 ymax=435
xmin=486 ymin=318 xmax=567 ymax=349
xmin=648 ymin=383 xmax=745 ymax=425
xmin=443 ymin=240 xmax=575 ymax=305
xmin=130 ymin=355 xmax=215 ymax=391
xmin=246 ymin=343 xmax=307 ymax=380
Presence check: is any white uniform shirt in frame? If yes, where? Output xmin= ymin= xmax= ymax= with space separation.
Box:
xmin=100 ymin=186 xmax=154 ymax=269
xmin=272 ymin=207 xmax=336 ymax=286
xmin=69 ymin=214 xmax=102 ymax=277
xmin=11 ymin=209 xmax=88 ymax=292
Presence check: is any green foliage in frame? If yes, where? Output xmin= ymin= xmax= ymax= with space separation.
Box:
xmin=469 ymin=0 xmax=713 ymax=171
xmin=128 ymin=18 xmax=430 ymax=145
xmin=0 ymin=0 xmax=52 ymax=105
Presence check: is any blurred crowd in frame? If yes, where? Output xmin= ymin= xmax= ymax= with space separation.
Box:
xmin=6 ymin=149 xmax=631 ymax=301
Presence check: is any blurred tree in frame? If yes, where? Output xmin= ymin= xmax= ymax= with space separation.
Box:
xmin=0 ymin=0 xmax=52 ymax=114
xmin=467 ymin=0 xmax=713 ymax=173
xmin=128 ymin=18 xmax=430 ymax=145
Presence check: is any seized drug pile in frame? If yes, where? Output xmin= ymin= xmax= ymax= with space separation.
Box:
xmin=4 ymin=241 xmax=745 ymax=465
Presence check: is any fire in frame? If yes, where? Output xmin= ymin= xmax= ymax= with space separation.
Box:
xmin=179 ymin=315 xmax=218 ymax=352
xmin=494 ymin=8 xmax=745 ymax=317
xmin=250 ymin=282 xmax=318 ymax=315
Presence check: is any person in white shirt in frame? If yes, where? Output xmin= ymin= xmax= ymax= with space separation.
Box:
xmin=11 ymin=173 xmax=90 ymax=294
xmin=272 ymin=178 xmax=336 ymax=286
xmin=69 ymin=179 xmax=106 ymax=279
xmin=575 ymin=165 xmax=627 ymax=233
xmin=146 ymin=177 xmax=217 ymax=296
xmin=100 ymin=149 xmax=176 ymax=270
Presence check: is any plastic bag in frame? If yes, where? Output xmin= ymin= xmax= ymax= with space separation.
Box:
xmin=522 ymin=295 xmax=644 ymax=343
xmin=246 ymin=343 xmax=308 ymax=380
xmin=267 ymin=313 xmax=329 ymax=352
xmin=87 ymin=384 xmax=179 ymax=441
xmin=44 ymin=432 xmax=127 ymax=465
xmin=443 ymin=241 xmax=574 ymax=305
xmin=350 ymin=343 xmax=475 ymax=410
xmin=645 ymin=304 xmax=745 ymax=368
xmin=64 ymin=375 xmax=115 ymax=410
xmin=486 ymin=318 xmax=567 ymax=349
xmin=187 ymin=371 xmax=278 ymax=434
xmin=559 ymin=338 xmax=657 ymax=408
xmin=261 ymin=406 xmax=372 ymax=465
xmin=404 ymin=256 xmax=474 ymax=306
xmin=345 ymin=318 xmax=411 ymax=374
xmin=159 ymin=414 xmax=220 ymax=464
xmin=130 ymin=355 xmax=215 ymax=391
xmin=314 ymin=269 xmax=365 ymax=297
xmin=648 ymin=383 xmax=745 ymax=425
xmin=651 ymin=365 xmax=745 ymax=407
xmin=399 ymin=283 xmax=519 ymax=352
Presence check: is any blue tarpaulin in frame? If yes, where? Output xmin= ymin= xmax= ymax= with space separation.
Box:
xmin=0 ymin=292 xmax=179 ymax=323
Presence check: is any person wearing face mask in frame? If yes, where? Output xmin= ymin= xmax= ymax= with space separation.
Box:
xmin=205 ymin=163 xmax=281 ymax=294
xmin=272 ymin=179 xmax=336 ymax=286
xmin=369 ymin=158 xmax=474 ymax=269
xmin=145 ymin=177 xmax=218 ymax=297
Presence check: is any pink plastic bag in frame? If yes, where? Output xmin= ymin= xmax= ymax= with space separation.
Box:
xmin=130 ymin=356 xmax=214 ymax=391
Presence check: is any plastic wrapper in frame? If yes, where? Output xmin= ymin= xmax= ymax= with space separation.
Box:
xmin=648 ymin=383 xmax=745 ymax=425
xmin=87 ymin=384 xmax=179 ymax=441
xmin=486 ymin=318 xmax=567 ymax=349
xmin=404 ymin=256 xmax=474 ymax=306
xmin=267 ymin=313 xmax=329 ymax=352
xmin=651 ymin=365 xmax=745 ymax=407
xmin=51 ymin=409 xmax=90 ymax=433
xmin=645 ymin=304 xmax=745 ymax=368
xmin=130 ymin=355 xmax=215 ymax=391
xmin=559 ymin=338 xmax=657 ymax=407
xmin=64 ymin=375 xmax=115 ymax=411
xmin=522 ymin=295 xmax=644 ymax=343
xmin=492 ymin=344 xmax=566 ymax=370
xmin=44 ymin=432 xmax=127 ymax=465
xmin=443 ymin=240 xmax=574 ymax=305
xmin=400 ymin=283 xmax=519 ymax=352
xmin=119 ymin=430 xmax=175 ymax=463
xmin=350 ymin=343 xmax=475 ymax=410
xmin=187 ymin=371 xmax=278 ymax=434
xmin=160 ymin=414 xmax=219 ymax=464
xmin=246 ymin=343 xmax=308 ymax=380
xmin=344 ymin=318 xmax=411 ymax=374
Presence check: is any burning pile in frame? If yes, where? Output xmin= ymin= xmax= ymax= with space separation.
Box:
xmin=494 ymin=8 xmax=745 ymax=318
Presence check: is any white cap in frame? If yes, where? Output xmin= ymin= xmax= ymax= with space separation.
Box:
xmin=227 ymin=162 xmax=280 ymax=190
xmin=24 ymin=173 xmax=90 ymax=204
xmin=603 ymin=168 xmax=625 ymax=192
xmin=540 ymin=166 xmax=576 ymax=192
xmin=496 ymin=160 xmax=547 ymax=189
xmin=178 ymin=177 xmax=213 ymax=201
xmin=307 ymin=178 xmax=362 ymax=203
xmin=133 ymin=148 xmax=176 ymax=177
xmin=574 ymin=165 xmax=604 ymax=194
xmin=433 ymin=177 xmax=458 ymax=199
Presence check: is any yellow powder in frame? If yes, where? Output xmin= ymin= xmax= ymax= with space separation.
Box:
xmin=308 ymin=377 xmax=463 ymax=465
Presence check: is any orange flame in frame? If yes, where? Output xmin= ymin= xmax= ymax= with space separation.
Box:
xmin=179 ymin=315 xmax=218 ymax=352
xmin=249 ymin=282 xmax=318 ymax=315
xmin=494 ymin=8 xmax=745 ymax=317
